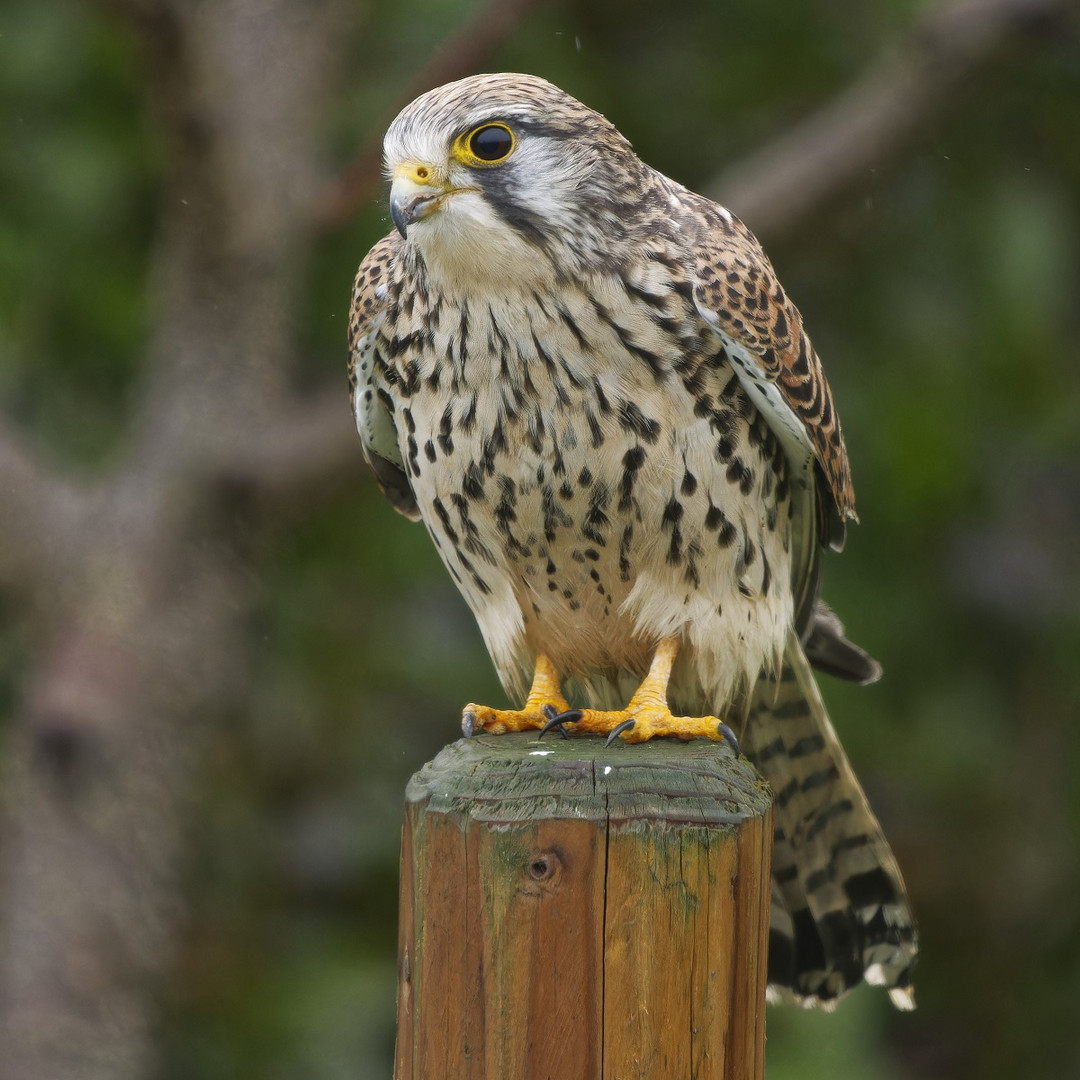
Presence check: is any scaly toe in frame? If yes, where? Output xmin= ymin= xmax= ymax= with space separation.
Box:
xmin=462 ymin=703 xmax=550 ymax=735
xmin=572 ymin=703 xmax=737 ymax=746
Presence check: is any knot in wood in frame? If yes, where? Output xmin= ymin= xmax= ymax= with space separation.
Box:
xmin=521 ymin=847 xmax=563 ymax=894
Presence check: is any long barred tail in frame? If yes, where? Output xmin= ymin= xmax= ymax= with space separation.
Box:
xmin=743 ymin=634 xmax=917 ymax=1008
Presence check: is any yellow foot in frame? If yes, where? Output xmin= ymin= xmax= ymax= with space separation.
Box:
xmin=571 ymin=703 xmax=739 ymax=752
xmin=462 ymin=639 xmax=739 ymax=755
xmin=462 ymin=653 xmax=572 ymax=736
xmin=571 ymin=638 xmax=738 ymax=752
xmin=461 ymin=701 xmax=564 ymax=736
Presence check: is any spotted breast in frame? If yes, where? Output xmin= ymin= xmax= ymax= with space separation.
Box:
xmin=349 ymin=72 xmax=916 ymax=1009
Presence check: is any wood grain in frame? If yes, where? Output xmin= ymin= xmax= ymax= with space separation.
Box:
xmin=394 ymin=733 xmax=772 ymax=1080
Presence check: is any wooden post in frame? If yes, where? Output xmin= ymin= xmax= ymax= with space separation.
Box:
xmin=393 ymin=732 xmax=773 ymax=1080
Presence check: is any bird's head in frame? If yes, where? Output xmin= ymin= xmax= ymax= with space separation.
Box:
xmin=382 ymin=73 xmax=649 ymax=282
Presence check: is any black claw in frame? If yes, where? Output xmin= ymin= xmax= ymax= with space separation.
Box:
xmin=717 ymin=721 xmax=741 ymax=758
xmin=538 ymin=706 xmax=581 ymax=740
xmin=605 ymin=717 xmax=637 ymax=746
xmin=462 ymin=710 xmax=478 ymax=738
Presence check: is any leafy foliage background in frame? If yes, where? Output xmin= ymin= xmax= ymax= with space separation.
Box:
xmin=1 ymin=0 xmax=1078 ymax=1077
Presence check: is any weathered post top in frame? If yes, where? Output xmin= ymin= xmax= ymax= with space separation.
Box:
xmin=395 ymin=733 xmax=773 ymax=1080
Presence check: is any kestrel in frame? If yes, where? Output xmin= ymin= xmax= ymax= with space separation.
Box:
xmin=349 ymin=73 xmax=916 ymax=1007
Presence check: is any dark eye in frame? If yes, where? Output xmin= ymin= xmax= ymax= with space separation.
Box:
xmin=468 ymin=124 xmax=514 ymax=162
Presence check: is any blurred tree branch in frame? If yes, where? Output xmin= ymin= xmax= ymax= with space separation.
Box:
xmin=0 ymin=0 xmax=355 ymax=1075
xmin=713 ymin=0 xmax=1070 ymax=238
xmin=222 ymin=388 xmax=361 ymax=503
xmin=0 ymin=430 xmax=88 ymax=594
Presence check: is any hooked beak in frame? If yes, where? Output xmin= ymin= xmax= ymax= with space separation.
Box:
xmin=389 ymin=162 xmax=450 ymax=238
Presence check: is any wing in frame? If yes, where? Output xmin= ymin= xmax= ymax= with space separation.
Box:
xmin=802 ymin=599 xmax=882 ymax=685
xmin=689 ymin=200 xmax=855 ymax=552
xmin=348 ymin=231 xmax=419 ymax=521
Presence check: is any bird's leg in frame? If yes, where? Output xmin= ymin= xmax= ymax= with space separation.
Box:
xmin=461 ymin=640 xmax=738 ymax=753
xmin=571 ymin=637 xmax=740 ymax=753
xmin=462 ymin=653 xmax=574 ymax=737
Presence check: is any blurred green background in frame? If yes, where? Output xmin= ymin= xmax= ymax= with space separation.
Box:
xmin=1 ymin=0 xmax=1078 ymax=1077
